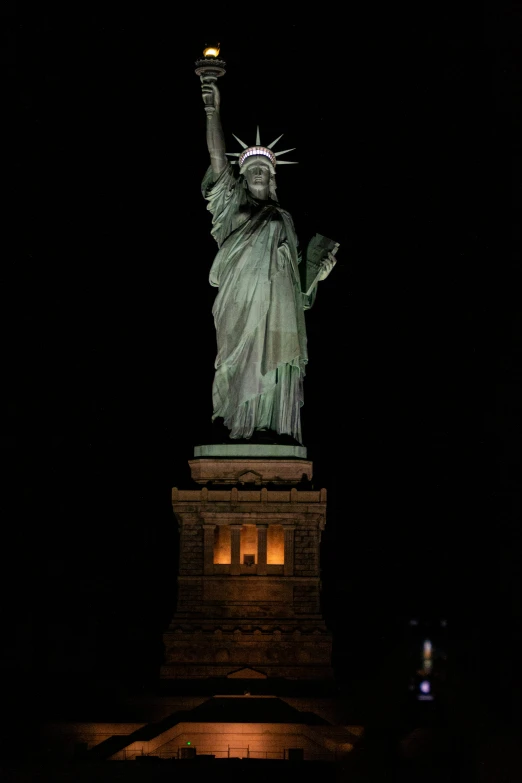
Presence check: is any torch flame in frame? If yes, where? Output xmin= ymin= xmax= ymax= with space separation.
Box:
xmin=203 ymin=46 xmax=220 ymax=58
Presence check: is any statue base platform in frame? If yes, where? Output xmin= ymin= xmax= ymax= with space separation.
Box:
xmin=190 ymin=444 xmax=311 ymax=485
xmin=194 ymin=443 xmax=307 ymax=459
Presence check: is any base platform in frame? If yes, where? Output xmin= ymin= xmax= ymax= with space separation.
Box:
xmin=194 ymin=443 xmax=307 ymax=459
xmin=190 ymin=456 xmax=311 ymax=486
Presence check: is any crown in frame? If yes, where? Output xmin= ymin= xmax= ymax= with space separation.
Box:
xmin=226 ymin=127 xmax=298 ymax=172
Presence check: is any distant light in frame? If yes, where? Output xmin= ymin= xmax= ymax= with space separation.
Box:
xmin=409 ymin=619 xmax=418 ymax=626
xmin=423 ymin=640 xmax=432 ymax=658
xmin=203 ymin=46 xmax=220 ymax=57
xmin=440 ymin=619 xmax=447 ymax=627
xmin=187 ymin=741 xmax=191 ymax=745
xmin=420 ymin=680 xmax=431 ymax=694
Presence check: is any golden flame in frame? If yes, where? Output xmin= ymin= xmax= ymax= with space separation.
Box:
xmin=203 ymin=46 xmax=220 ymax=58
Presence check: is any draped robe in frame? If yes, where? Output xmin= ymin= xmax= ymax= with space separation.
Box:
xmin=203 ymin=164 xmax=315 ymax=443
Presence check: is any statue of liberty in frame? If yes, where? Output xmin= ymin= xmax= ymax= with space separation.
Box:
xmin=201 ymin=79 xmax=337 ymax=445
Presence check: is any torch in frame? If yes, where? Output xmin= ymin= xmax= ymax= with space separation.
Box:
xmin=195 ymin=45 xmax=226 ymax=116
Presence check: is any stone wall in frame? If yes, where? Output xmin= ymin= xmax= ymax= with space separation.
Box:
xmin=178 ymin=514 xmax=202 ymax=576
xmin=294 ymin=527 xmax=319 ymax=576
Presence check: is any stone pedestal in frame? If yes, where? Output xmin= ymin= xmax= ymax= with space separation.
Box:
xmin=162 ymin=450 xmax=332 ymax=680
xmin=189 ymin=444 xmax=312 ymax=485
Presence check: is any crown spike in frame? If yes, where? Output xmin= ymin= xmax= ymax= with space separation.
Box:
xmin=225 ymin=152 xmax=241 ymax=157
xmin=267 ymin=133 xmax=284 ymax=149
xmin=256 ymin=126 xmax=261 ymax=145
xmin=276 ymin=161 xmax=298 ymax=165
xmin=232 ymin=134 xmax=248 ymax=149
xmin=274 ymin=148 xmax=295 ymax=157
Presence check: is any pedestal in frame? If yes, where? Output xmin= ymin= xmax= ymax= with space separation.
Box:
xmin=162 ymin=448 xmax=333 ymax=680
xmin=189 ymin=443 xmax=312 ymax=485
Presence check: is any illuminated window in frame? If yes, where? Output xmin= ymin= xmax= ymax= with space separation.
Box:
xmin=267 ymin=524 xmax=284 ymax=564
xmin=213 ymin=525 xmax=231 ymax=564
xmin=240 ymin=525 xmax=258 ymax=565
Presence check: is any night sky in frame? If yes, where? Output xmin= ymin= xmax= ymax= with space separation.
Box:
xmin=3 ymin=8 xmax=519 ymax=738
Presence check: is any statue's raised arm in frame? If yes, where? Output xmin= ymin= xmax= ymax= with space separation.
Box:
xmin=201 ymin=80 xmax=227 ymax=179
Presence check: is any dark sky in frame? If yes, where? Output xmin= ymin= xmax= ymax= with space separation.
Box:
xmin=3 ymin=9 xmax=519 ymax=728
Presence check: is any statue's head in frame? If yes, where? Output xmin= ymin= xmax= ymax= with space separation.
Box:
xmin=227 ymin=129 xmax=298 ymax=202
xmin=242 ymin=156 xmax=274 ymax=200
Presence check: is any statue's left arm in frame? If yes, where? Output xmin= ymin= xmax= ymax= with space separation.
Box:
xmin=301 ymin=252 xmax=337 ymax=310
xmin=316 ymin=252 xmax=337 ymax=282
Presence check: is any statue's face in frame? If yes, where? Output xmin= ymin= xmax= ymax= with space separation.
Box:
xmin=244 ymin=159 xmax=271 ymax=197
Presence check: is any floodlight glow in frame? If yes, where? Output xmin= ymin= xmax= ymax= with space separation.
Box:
xmin=419 ymin=680 xmax=431 ymax=694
